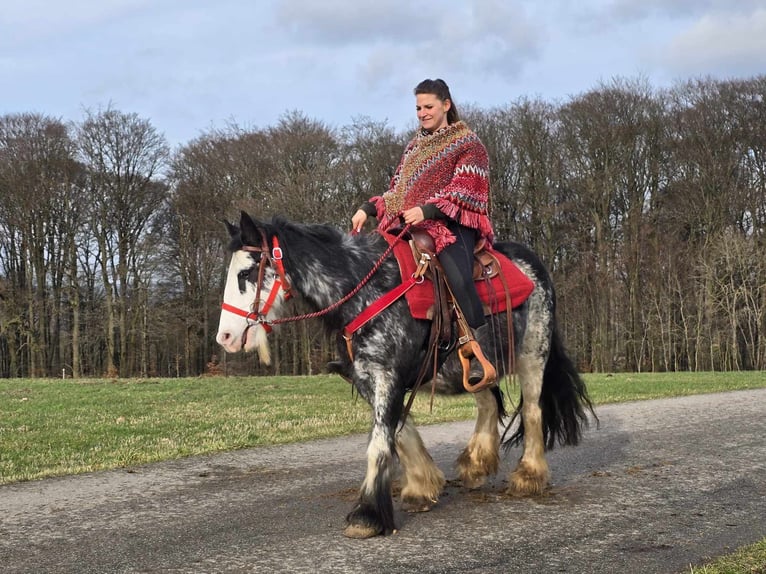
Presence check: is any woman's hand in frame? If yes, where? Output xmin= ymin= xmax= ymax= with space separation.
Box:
xmin=402 ymin=207 xmax=425 ymax=225
xmin=351 ymin=209 xmax=368 ymax=233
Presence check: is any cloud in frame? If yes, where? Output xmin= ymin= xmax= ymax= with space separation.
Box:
xmin=274 ymin=0 xmax=421 ymax=44
xmin=274 ymin=0 xmax=543 ymax=91
xmin=662 ymin=8 xmax=766 ymax=76
xmin=0 ymin=0 xmax=152 ymax=44
xmin=601 ymin=0 xmax=765 ymax=23
xmin=558 ymin=1 xmax=766 ymax=88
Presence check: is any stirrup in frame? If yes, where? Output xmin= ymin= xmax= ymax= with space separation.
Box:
xmin=458 ymin=339 xmax=496 ymax=393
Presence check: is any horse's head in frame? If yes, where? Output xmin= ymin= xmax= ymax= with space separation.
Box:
xmin=215 ymin=211 xmax=291 ymax=365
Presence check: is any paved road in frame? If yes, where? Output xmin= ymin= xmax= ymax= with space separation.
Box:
xmin=1 ymin=389 xmax=765 ymax=574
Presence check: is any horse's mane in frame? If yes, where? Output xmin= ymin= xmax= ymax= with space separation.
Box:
xmin=227 ymin=215 xmax=346 ymax=254
xmin=271 ymin=216 xmax=346 ymax=256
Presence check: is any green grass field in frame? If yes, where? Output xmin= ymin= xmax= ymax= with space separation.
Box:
xmin=1 ymin=370 xmax=765 ymax=572
xmin=2 ymin=370 xmax=764 ymax=485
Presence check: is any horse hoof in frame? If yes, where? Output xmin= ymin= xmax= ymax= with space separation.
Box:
xmin=508 ymin=466 xmax=548 ymax=496
xmin=343 ymin=524 xmax=382 ymax=539
xmin=401 ymin=497 xmax=435 ymax=513
xmin=460 ymin=475 xmax=487 ymax=490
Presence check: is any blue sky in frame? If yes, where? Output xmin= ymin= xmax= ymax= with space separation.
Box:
xmin=2 ymin=0 xmax=765 ymax=147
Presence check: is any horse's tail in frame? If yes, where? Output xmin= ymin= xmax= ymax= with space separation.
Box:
xmin=503 ymin=323 xmax=597 ymax=450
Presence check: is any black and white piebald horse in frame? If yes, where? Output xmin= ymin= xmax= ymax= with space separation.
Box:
xmin=216 ymin=211 xmax=595 ymax=538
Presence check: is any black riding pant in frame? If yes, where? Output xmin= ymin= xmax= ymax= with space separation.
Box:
xmin=439 ymin=221 xmax=486 ymax=329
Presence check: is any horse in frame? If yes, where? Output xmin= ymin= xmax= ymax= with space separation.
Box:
xmin=216 ymin=210 xmax=596 ymax=538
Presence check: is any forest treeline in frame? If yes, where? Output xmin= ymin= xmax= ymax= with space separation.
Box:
xmin=1 ymin=75 xmax=764 ymax=378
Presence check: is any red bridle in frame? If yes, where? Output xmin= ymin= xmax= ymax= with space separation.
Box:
xmin=221 ymin=224 xmax=412 ymax=350
xmin=220 ymin=236 xmax=292 ymax=335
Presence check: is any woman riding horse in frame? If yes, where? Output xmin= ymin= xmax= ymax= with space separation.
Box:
xmin=352 ymin=78 xmax=495 ymax=386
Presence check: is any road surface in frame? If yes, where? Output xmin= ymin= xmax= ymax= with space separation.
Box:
xmin=1 ymin=389 xmax=765 ymax=573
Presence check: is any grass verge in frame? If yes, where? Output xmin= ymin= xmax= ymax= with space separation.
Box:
xmin=688 ymin=538 xmax=766 ymax=573
xmin=1 ymin=370 xmax=764 ymax=484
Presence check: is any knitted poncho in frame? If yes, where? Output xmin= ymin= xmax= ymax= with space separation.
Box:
xmin=370 ymin=121 xmax=494 ymax=252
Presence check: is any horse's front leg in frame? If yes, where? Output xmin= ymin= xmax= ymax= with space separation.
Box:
xmin=344 ymin=367 xmax=402 ymax=539
xmin=456 ymin=387 xmax=502 ymax=488
xmin=396 ymin=419 xmax=445 ymax=512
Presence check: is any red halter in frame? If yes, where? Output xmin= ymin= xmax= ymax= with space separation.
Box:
xmin=220 ymin=236 xmax=292 ymax=334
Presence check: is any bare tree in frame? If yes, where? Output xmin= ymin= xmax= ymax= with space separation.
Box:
xmin=76 ymin=107 xmax=169 ymax=376
xmin=3 ymin=75 xmax=766 ymax=378
xmin=166 ymin=133 xmax=243 ymax=375
xmin=338 ymin=117 xmax=404 ymax=222
xmin=0 ymin=113 xmax=82 ymax=376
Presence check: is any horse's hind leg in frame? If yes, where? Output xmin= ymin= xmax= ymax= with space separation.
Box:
xmin=456 ymin=388 xmax=501 ymax=488
xmin=396 ymin=419 xmax=445 ymax=512
xmin=508 ymin=354 xmax=549 ymax=495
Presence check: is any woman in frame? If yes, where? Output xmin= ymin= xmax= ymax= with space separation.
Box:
xmin=351 ymin=78 xmax=495 ymax=385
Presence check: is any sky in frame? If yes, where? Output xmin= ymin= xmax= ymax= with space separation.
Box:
xmin=2 ymin=0 xmax=766 ymax=148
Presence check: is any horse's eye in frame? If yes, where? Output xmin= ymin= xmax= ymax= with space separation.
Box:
xmin=237 ymin=267 xmax=256 ymax=293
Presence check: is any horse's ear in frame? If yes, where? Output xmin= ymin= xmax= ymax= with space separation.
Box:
xmin=223 ymin=219 xmax=238 ymax=238
xmin=239 ymin=211 xmax=265 ymax=247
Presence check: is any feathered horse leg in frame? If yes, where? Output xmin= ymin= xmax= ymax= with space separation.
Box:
xmin=396 ymin=419 xmax=445 ymax=512
xmin=344 ymin=364 xmax=401 ymax=538
xmin=456 ymin=387 xmax=503 ymax=488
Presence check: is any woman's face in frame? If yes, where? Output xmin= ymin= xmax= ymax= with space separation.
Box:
xmin=416 ymin=93 xmax=450 ymax=132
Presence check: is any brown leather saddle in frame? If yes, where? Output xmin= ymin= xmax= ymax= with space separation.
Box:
xmin=404 ymin=229 xmax=501 ymax=393
xmin=408 ymin=229 xmax=501 ymax=282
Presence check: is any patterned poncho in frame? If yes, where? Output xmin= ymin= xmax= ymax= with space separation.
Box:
xmin=370 ymin=121 xmax=494 ymax=252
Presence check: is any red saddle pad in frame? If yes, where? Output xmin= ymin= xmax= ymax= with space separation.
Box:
xmin=386 ymin=237 xmax=535 ymax=321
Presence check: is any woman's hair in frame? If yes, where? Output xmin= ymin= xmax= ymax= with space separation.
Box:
xmin=414 ymin=78 xmax=460 ymax=124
